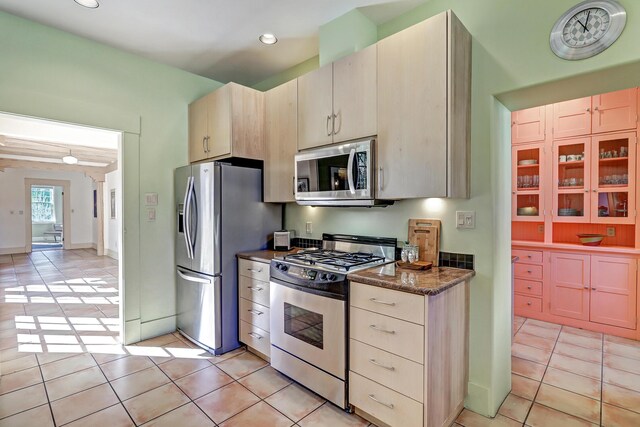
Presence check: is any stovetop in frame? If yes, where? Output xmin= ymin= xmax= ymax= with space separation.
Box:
xmin=282 ymin=249 xmax=387 ymax=272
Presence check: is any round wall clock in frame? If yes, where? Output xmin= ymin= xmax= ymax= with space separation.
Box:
xmin=550 ymin=0 xmax=626 ymax=60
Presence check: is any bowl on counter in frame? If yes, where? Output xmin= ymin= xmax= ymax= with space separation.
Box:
xmin=558 ymin=208 xmax=579 ymax=216
xmin=577 ymin=234 xmax=605 ymax=246
xmin=517 ymin=206 xmax=538 ymax=216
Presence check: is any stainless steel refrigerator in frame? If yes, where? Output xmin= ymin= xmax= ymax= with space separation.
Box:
xmin=175 ymin=162 xmax=281 ymax=355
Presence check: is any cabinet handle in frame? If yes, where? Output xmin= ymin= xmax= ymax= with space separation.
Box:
xmin=247 ymin=268 xmax=263 ymax=273
xmin=368 ymin=394 xmax=394 ymax=409
xmin=293 ymin=177 xmax=296 ymax=197
xmin=333 ymin=112 xmax=342 ymax=135
xmin=378 ymin=167 xmax=384 ymax=191
xmin=369 ymin=324 xmax=395 ymax=334
xmin=248 ymin=286 xmax=263 ymax=291
xmin=326 ymin=115 xmax=332 ymax=136
xmin=369 ymin=359 xmax=395 ymax=371
xmin=248 ymin=309 xmax=264 ymax=315
xmin=248 ymin=332 xmax=263 ymax=340
xmin=206 ymin=136 xmax=211 ymax=153
xmin=369 ymin=298 xmax=396 ymax=306
xmin=202 ymin=136 xmax=207 ymax=153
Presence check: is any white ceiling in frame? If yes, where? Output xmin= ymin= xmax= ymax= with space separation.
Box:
xmin=0 ymin=0 xmax=424 ymax=86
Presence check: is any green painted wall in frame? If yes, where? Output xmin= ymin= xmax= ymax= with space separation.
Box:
xmin=0 ymin=10 xmax=222 ymax=343
xmin=283 ymin=0 xmax=640 ymax=416
xmin=253 ymin=56 xmax=319 ymax=92
xmin=318 ymin=9 xmax=377 ymax=66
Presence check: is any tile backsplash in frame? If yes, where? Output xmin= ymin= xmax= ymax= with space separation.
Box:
xmin=292 ymin=237 xmax=322 ymax=249
xmin=438 ymin=252 xmax=475 ymax=270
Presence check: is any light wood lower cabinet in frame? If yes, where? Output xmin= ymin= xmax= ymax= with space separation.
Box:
xmin=238 ymin=258 xmax=271 ymax=359
xmin=349 ymin=280 xmax=469 ymax=427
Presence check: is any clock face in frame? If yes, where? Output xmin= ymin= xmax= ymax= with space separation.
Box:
xmin=563 ymin=7 xmax=610 ymax=47
xmin=550 ymin=0 xmax=626 ymax=60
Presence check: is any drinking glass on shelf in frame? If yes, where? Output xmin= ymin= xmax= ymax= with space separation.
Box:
xmin=407 ymin=245 xmax=419 ymax=263
xmin=533 ymin=175 xmax=539 ymax=187
xmin=400 ymin=244 xmax=409 ymax=263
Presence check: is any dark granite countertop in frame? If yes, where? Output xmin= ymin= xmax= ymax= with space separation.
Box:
xmin=236 ymin=248 xmax=300 ymax=264
xmin=347 ymin=263 xmax=475 ymax=296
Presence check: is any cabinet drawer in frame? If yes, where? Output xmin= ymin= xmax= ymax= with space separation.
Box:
xmin=350 ymin=339 xmax=423 ymax=402
xmin=239 ymin=298 xmax=270 ymax=332
xmin=350 ymin=307 xmax=424 ymax=364
xmin=512 ymin=249 xmax=543 ymax=264
xmin=350 ymin=372 xmax=422 ymax=427
xmin=239 ymin=320 xmax=270 ymax=357
xmin=238 ymin=259 xmax=269 ymax=282
xmin=514 ymin=279 xmax=543 ymax=297
xmin=350 ymin=282 xmax=424 ymax=325
xmin=514 ymin=294 xmax=542 ymax=313
xmin=514 ymin=263 xmax=543 ymax=280
xmin=239 ymin=275 xmax=270 ymax=307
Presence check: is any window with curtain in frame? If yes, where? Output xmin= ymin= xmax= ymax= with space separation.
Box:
xmin=31 ymin=186 xmax=56 ymax=223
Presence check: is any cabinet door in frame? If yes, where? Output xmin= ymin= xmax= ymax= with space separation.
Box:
xmin=264 ymin=80 xmax=297 ymax=203
xmin=512 ymin=106 xmax=546 ymax=145
xmin=552 ymin=97 xmax=591 ymax=139
xmin=552 ymin=138 xmax=591 ymax=223
xmin=229 ymin=83 xmax=265 ymax=160
xmin=512 ymin=144 xmax=544 ymax=222
xmin=298 ymin=64 xmax=333 ymax=150
xmin=592 ymin=88 xmax=638 ymax=134
xmin=332 ymin=44 xmax=377 ymax=143
xmin=590 ymin=256 xmax=637 ymax=329
xmin=377 ymin=13 xmax=447 ymax=198
xmin=207 ymin=85 xmax=232 ymax=159
xmin=590 ymin=132 xmax=636 ymax=224
xmin=549 ymin=252 xmax=590 ymax=321
xmin=188 ymin=96 xmax=209 ymax=163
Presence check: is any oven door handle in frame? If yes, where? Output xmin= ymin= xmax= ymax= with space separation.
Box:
xmin=347 ymin=148 xmax=356 ymax=194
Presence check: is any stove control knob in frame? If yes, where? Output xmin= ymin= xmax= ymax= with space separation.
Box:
xmin=281 ymin=264 xmax=289 ymax=272
xmin=328 ymin=274 xmax=338 ymax=281
xmin=319 ymin=273 xmax=327 ymax=281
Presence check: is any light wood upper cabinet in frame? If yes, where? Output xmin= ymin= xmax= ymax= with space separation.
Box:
xmin=552 ymin=97 xmax=591 ymax=139
xmin=512 ymin=106 xmax=546 ymax=145
xmin=297 ymin=64 xmax=333 ymax=150
xmin=188 ymin=82 xmax=265 ymax=163
xmin=377 ymin=10 xmax=471 ymax=199
xmin=332 ymin=45 xmax=377 ymax=143
xmin=264 ymin=79 xmax=297 ymax=203
xmin=298 ymin=45 xmax=377 ymax=150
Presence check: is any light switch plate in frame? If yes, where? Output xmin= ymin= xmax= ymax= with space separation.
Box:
xmin=147 ymin=208 xmax=156 ymax=221
xmin=306 ymin=221 xmax=313 ymax=234
xmin=606 ymin=227 xmax=616 ymax=237
xmin=145 ymin=193 xmax=158 ymax=206
xmin=456 ymin=211 xmax=476 ymax=229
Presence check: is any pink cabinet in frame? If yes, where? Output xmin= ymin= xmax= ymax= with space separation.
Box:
xmin=592 ymin=88 xmax=638 ymax=134
xmin=552 ymin=137 xmax=591 ymax=223
xmin=512 ymin=143 xmax=545 ymax=222
xmin=590 ymin=256 xmax=637 ymax=329
xmin=512 ymin=106 xmax=546 ymax=145
xmin=553 ymin=97 xmax=592 ymax=139
xmin=549 ymin=252 xmax=590 ymax=321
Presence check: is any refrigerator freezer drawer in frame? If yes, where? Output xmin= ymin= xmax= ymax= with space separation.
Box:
xmin=176 ymin=267 xmax=221 ymax=352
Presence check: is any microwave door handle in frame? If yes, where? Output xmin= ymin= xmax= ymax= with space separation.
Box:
xmin=347 ymin=148 xmax=356 ymax=194
xmin=183 ymin=176 xmax=193 ymax=259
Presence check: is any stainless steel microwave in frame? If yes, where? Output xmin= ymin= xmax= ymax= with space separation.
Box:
xmin=294 ymin=139 xmax=391 ymax=207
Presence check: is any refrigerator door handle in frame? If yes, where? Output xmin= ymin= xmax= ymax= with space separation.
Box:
xmin=177 ymin=268 xmax=212 ymax=285
xmin=185 ymin=176 xmax=195 ymax=259
xmin=182 ymin=176 xmax=193 ymax=259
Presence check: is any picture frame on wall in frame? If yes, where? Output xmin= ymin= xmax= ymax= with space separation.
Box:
xmin=110 ymin=189 xmax=116 ymax=219
xmin=297 ymin=178 xmax=309 ymax=193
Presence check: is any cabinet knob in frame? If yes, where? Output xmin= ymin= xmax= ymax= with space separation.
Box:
xmin=593 ymin=189 xmax=597 ymax=193
xmin=527 ymin=286 xmax=532 ymax=289
xmin=584 ymin=286 xmax=589 ymax=289
xmin=585 ymin=190 xmax=589 ymax=193
xmin=527 ymin=302 xmax=532 ymax=306
xmin=594 ymin=106 xmax=599 ymax=111
xmin=592 ymin=287 xmax=597 ymax=291
xmin=586 ymin=108 xmax=591 ymax=112
xmin=512 ymin=191 xmax=516 ymax=195
xmin=527 ymin=255 xmax=532 ymax=258
xmin=527 ymin=270 xmax=532 ymax=274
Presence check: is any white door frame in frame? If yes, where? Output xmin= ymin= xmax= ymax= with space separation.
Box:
xmin=24 ymin=178 xmax=71 ymax=252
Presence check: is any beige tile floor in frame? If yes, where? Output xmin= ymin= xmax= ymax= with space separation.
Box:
xmin=454 ymin=316 xmax=640 ymax=427
xmin=0 ymin=250 xmax=373 ymax=426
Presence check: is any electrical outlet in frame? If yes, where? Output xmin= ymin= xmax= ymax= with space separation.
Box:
xmin=606 ymin=227 xmax=616 ymax=237
xmin=538 ymin=225 xmax=544 ymax=233
xmin=456 ymin=211 xmax=475 ymax=229
xmin=306 ymin=221 xmax=313 ymax=234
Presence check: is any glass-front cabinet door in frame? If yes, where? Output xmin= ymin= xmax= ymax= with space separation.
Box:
xmin=553 ymin=137 xmax=591 ymax=223
xmin=590 ymin=132 xmax=636 ymax=224
xmin=512 ymin=143 xmax=544 ymax=221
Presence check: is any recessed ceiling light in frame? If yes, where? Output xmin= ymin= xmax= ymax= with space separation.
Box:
xmin=74 ymin=0 xmax=99 ymax=9
xmin=259 ymin=33 xmax=278 ymax=45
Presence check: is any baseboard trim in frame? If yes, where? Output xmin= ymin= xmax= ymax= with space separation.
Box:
xmin=124 ymin=318 xmax=141 ymax=345
xmin=69 ymin=243 xmax=94 ymax=250
xmin=91 ymin=243 xmax=97 ymax=249
xmin=140 ymin=316 xmax=177 ymax=342
xmin=106 ymin=249 xmax=118 ymax=260
xmin=0 ymin=247 xmax=27 ymax=255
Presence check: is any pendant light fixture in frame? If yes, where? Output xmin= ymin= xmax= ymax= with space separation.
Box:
xmin=74 ymin=0 xmax=99 ymax=9
xmin=62 ymin=150 xmax=78 ymax=165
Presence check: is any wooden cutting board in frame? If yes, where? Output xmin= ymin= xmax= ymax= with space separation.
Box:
xmin=407 ymin=219 xmax=441 ymax=266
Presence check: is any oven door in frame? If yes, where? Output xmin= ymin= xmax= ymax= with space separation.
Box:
xmin=270 ymin=281 xmax=345 ymax=380
xmin=295 ymin=139 xmax=373 ymax=205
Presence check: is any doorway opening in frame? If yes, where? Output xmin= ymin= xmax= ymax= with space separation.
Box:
xmin=30 ymin=183 xmax=65 ymax=251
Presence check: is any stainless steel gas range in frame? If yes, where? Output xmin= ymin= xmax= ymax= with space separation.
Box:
xmin=269 ymin=233 xmax=396 ymax=409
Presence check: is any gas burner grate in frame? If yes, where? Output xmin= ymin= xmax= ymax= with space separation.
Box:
xmin=283 ymin=250 xmax=385 ymax=271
